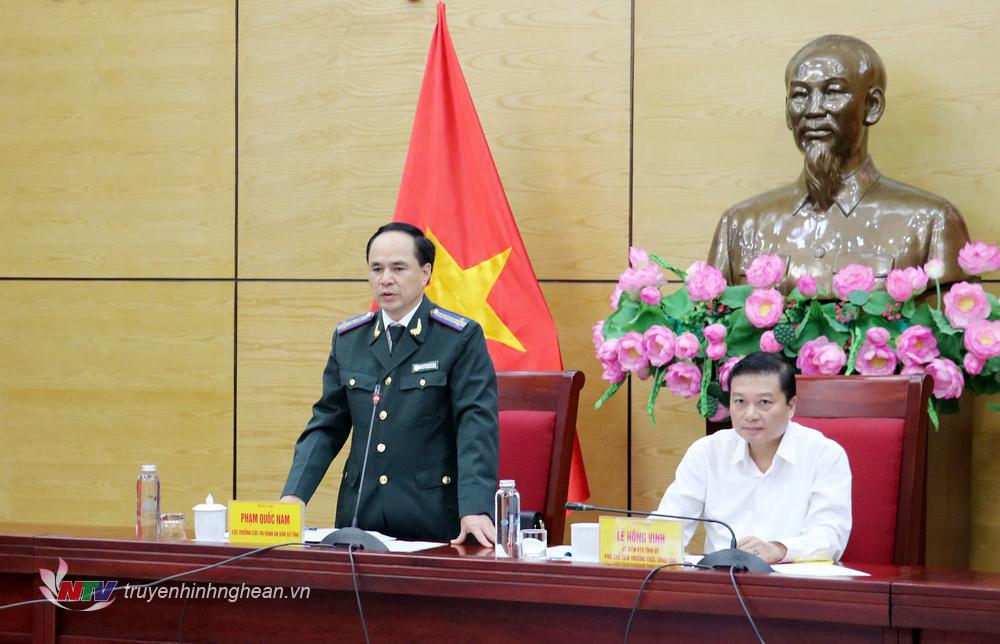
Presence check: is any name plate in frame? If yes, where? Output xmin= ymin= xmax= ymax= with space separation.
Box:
xmin=228 ymin=501 xmax=303 ymax=545
xmin=599 ymin=516 xmax=683 ymax=566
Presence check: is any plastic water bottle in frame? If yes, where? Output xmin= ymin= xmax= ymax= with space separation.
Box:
xmin=494 ymin=479 xmax=520 ymax=558
xmin=136 ymin=465 xmax=160 ymax=541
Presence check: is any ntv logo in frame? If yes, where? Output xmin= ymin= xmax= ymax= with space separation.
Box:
xmin=39 ymin=558 xmax=117 ymax=611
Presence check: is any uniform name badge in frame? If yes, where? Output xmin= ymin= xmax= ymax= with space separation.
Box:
xmin=412 ymin=361 xmax=439 ymax=373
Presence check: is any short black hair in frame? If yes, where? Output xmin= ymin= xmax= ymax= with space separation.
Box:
xmin=729 ymin=351 xmax=796 ymax=402
xmin=365 ymin=222 xmax=436 ymax=268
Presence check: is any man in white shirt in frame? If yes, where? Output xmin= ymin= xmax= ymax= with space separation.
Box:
xmin=657 ymin=352 xmax=852 ymax=563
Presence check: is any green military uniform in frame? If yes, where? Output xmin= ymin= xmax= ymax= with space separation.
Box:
xmin=282 ymin=296 xmax=499 ymax=542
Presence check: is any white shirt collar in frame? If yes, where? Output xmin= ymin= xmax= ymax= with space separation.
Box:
xmin=380 ymin=299 xmax=422 ymax=329
xmin=730 ymin=420 xmax=800 ymax=468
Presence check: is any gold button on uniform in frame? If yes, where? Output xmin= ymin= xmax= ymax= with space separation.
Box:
xmin=379 ymin=475 xmax=388 ymax=485
xmin=379 ymin=410 xmax=388 ymax=421
xmin=384 ymin=376 xmax=392 ymax=386
xmin=376 ymin=443 xmax=386 ymax=453
xmin=441 ymin=475 xmax=451 ymax=485
xmin=419 ymin=378 xmax=426 ymax=387
xmin=349 ymin=378 xmax=356 ymax=386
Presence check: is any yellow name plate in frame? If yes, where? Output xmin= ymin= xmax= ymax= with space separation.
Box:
xmin=228 ymin=501 xmax=303 ymax=545
xmin=599 ymin=516 xmax=683 ymax=566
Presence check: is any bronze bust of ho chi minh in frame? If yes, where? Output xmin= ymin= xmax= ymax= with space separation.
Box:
xmin=708 ymin=34 xmax=971 ymax=294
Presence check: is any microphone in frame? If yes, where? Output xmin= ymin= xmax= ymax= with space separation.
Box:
xmin=564 ymin=502 xmax=772 ymax=573
xmin=322 ymin=385 xmax=389 ymax=552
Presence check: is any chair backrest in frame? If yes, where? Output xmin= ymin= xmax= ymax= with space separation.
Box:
xmin=709 ymin=374 xmax=930 ymax=565
xmin=497 ymin=370 xmax=585 ymax=545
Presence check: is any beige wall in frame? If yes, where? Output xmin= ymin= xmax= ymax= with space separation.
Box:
xmin=1 ymin=0 xmax=997 ymax=569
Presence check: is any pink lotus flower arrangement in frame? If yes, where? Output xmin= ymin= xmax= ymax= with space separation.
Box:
xmin=595 ymin=242 xmax=1000 ymax=427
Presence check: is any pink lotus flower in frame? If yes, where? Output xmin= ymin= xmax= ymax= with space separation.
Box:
xmin=703 ymin=323 xmax=727 ymax=344
xmin=957 ymin=240 xmax=1000 ymax=275
xmin=618 ymin=266 xmax=664 ymax=294
xmin=629 ymin=246 xmax=652 ymax=269
xmin=814 ymin=342 xmax=847 ymax=375
xmin=597 ymin=338 xmax=623 ymax=382
xmin=963 ymin=318 xmax=1000 ymax=360
xmin=640 ymin=286 xmax=661 ymax=306
xmin=797 ymin=336 xmax=846 ymax=375
xmin=644 ymin=326 xmax=676 ymax=367
xmin=886 ymin=267 xmax=929 ymax=302
xmin=709 ymin=403 xmax=730 ymax=423
xmin=597 ymin=338 xmax=618 ymax=364
xmin=718 ymin=356 xmax=743 ymax=392
xmin=616 ymin=332 xmax=648 ymax=372
xmin=925 ymin=259 xmax=945 ymax=280
xmin=665 ymin=361 xmax=702 ymax=398
xmin=896 ymin=325 xmax=940 ymax=365
xmin=925 ymin=358 xmax=965 ymax=399
xmin=943 ymin=282 xmax=990 ymax=329
xmin=901 ymin=364 xmax=925 ymax=376
xmin=706 ymin=342 xmax=727 ymax=361
xmin=610 ymin=286 xmax=623 ymax=309
xmin=865 ymin=327 xmax=891 ymax=347
xmin=797 ymin=274 xmax=818 ymax=297
xmin=686 ymin=261 xmax=727 ymax=302
xmin=675 ymin=332 xmax=700 ymax=359
xmin=855 ymin=342 xmax=898 ymax=376
xmin=833 ymin=264 xmax=876 ymax=300
xmin=601 ymin=360 xmax=625 ymax=383
xmin=746 ymin=255 xmax=786 ymax=289
xmin=745 ymin=288 xmax=785 ymax=328
xmin=592 ymin=321 xmax=605 ymax=351
xmin=760 ymin=330 xmax=784 ymax=353
xmin=964 ymin=353 xmax=984 ymax=376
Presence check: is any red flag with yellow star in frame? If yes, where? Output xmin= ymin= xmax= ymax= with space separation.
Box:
xmin=393 ymin=2 xmax=589 ymax=503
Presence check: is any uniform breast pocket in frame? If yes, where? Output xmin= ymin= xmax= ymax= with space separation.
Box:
xmin=341 ymin=371 xmax=377 ymax=392
xmin=400 ymin=370 xmax=448 ymax=392
xmin=400 ymin=371 xmax=449 ymax=423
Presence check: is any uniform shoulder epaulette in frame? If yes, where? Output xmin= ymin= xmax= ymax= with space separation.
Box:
xmin=336 ymin=311 xmax=376 ymax=335
xmin=429 ymin=307 xmax=469 ymax=332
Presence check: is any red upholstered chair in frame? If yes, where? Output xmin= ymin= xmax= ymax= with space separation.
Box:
xmin=708 ymin=374 xmax=931 ymax=565
xmin=497 ymin=370 xmax=585 ymax=545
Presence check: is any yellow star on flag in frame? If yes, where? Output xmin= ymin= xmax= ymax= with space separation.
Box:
xmin=424 ymin=228 xmax=525 ymax=352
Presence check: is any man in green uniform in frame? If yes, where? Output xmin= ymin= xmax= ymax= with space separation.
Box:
xmin=280 ymin=223 xmax=499 ymax=546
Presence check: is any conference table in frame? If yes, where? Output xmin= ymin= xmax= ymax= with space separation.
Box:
xmin=1 ymin=524 xmax=998 ymax=643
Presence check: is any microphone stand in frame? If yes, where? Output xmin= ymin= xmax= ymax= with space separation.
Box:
xmin=322 ymin=385 xmax=389 ymax=552
xmin=565 ymin=503 xmax=772 ymax=573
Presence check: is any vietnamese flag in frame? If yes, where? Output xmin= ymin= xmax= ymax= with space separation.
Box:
xmin=393 ymin=2 xmax=589 ymax=503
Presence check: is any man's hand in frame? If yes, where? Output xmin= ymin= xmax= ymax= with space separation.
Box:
xmin=450 ymin=514 xmax=495 ymax=547
xmin=279 ymin=495 xmax=304 ymax=506
xmin=737 ymin=535 xmax=787 ymax=564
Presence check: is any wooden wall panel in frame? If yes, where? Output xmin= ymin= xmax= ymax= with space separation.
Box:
xmin=970 ymin=282 xmax=1000 ymax=571
xmin=542 ymin=283 xmax=629 ymax=538
xmin=235 ymin=282 xmax=371 ymax=527
xmin=0 ymin=1 xmax=235 ymax=278
xmin=632 ymin=1 xmax=1000 ymax=272
xmin=0 ymin=282 xmax=233 ymax=526
xmin=238 ymin=0 xmax=629 ymax=280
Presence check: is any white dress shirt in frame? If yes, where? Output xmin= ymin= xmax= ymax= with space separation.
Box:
xmin=656 ymin=421 xmax=852 ymax=562
xmin=380 ymin=301 xmax=421 ymax=352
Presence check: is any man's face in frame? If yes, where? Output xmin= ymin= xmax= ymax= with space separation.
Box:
xmin=367 ymin=231 xmax=431 ymax=319
xmin=729 ymin=373 xmax=796 ymax=453
xmin=786 ymin=49 xmax=869 ymax=161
